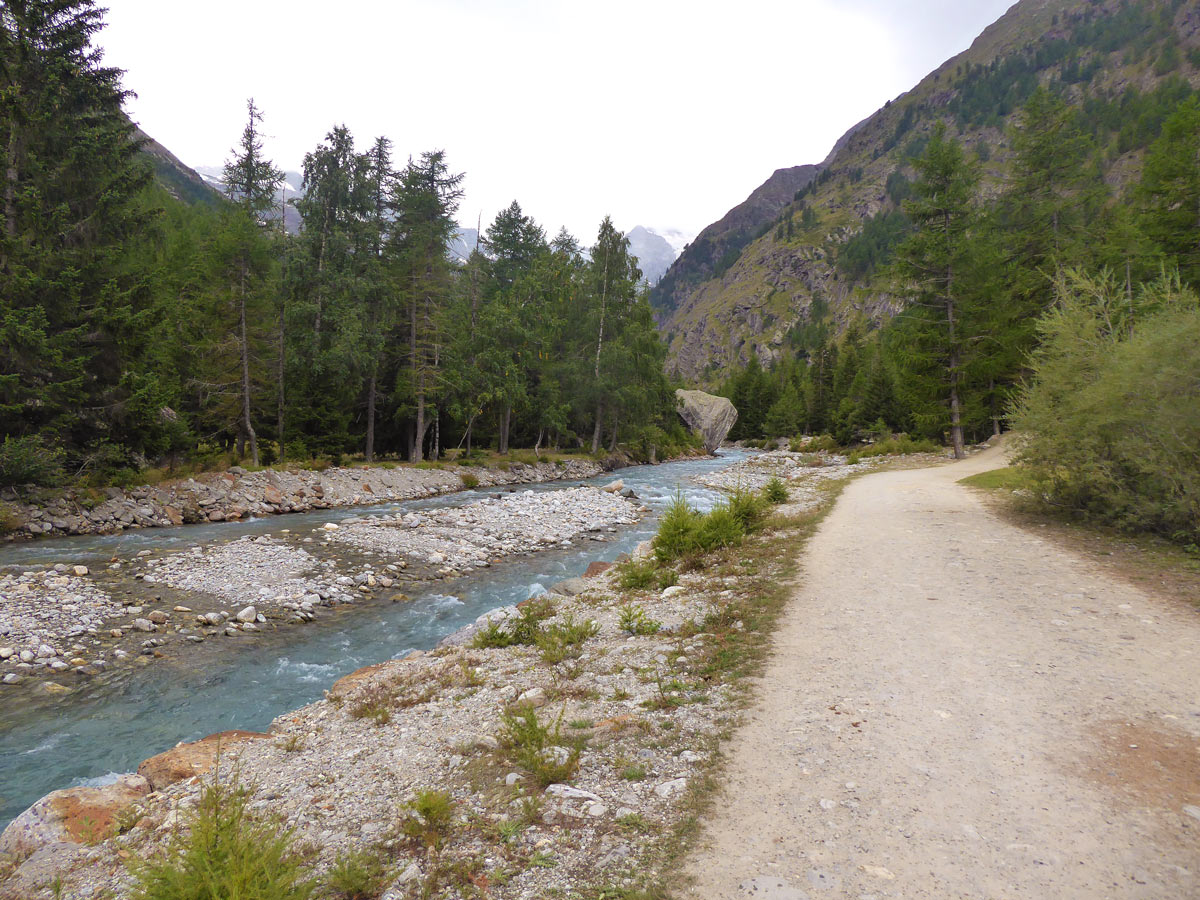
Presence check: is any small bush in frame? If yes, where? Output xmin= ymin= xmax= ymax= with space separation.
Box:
xmin=656 ymin=568 xmax=679 ymax=590
xmin=847 ymin=435 xmax=940 ymax=463
xmin=726 ymin=488 xmax=767 ymax=532
xmin=763 ymin=478 xmax=789 ymax=504
xmin=500 ymin=708 xmax=580 ymax=787
xmin=0 ymin=435 xmax=65 ymax=488
xmin=616 ymin=558 xmax=657 ymax=590
xmin=653 ymin=494 xmax=702 ymax=562
xmin=325 ymin=848 xmax=389 ymax=900
xmin=618 ymin=604 xmax=662 ymax=636
xmin=790 ymin=434 xmax=840 ymax=454
xmin=460 ymin=473 xmax=479 ymax=489
xmin=128 ymin=780 xmax=314 ymax=900
xmin=399 ymin=789 xmax=456 ymax=853
xmin=536 ymin=614 xmax=599 ymax=664
xmin=695 ymin=505 xmax=745 ymax=551
xmin=472 ymin=598 xmax=556 ymax=649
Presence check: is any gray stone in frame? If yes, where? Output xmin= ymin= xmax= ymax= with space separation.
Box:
xmin=653 ymin=778 xmax=688 ymax=799
xmin=676 ymin=388 xmax=738 ymax=454
xmin=236 ymin=605 xmax=257 ymax=623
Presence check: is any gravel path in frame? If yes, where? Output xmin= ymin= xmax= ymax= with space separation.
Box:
xmin=683 ymin=445 xmax=1200 ymax=899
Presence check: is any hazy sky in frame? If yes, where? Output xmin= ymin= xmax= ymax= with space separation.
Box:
xmin=99 ymin=0 xmax=1015 ymax=241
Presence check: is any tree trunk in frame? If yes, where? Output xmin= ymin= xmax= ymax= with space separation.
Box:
xmin=944 ymin=262 xmax=964 ymax=460
xmin=276 ymin=303 xmax=286 ymax=463
xmin=608 ymin=409 xmax=619 ymax=453
xmin=365 ymin=370 xmax=377 ymax=462
xmin=590 ymin=401 xmax=603 ymax=454
xmin=239 ymin=261 xmax=259 ymax=466
xmin=498 ymin=404 xmax=512 ymax=455
xmin=988 ymin=379 xmax=998 ymax=439
xmin=432 ymin=411 xmax=440 ymax=461
xmin=3 ymin=130 xmax=19 ymax=271
xmin=534 ymin=428 xmax=544 ymax=458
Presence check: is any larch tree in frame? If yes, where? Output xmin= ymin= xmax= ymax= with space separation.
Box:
xmin=220 ymin=98 xmax=283 ymax=466
xmin=891 ymin=123 xmax=982 ymax=459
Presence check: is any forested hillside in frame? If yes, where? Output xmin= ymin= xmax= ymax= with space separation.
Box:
xmin=676 ymin=0 xmax=1200 ymax=542
xmin=0 ymin=1 xmax=685 ymax=490
xmin=658 ymin=0 xmax=1200 ymax=382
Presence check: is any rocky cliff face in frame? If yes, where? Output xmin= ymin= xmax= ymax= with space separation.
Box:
xmin=655 ymin=0 xmax=1200 ymax=383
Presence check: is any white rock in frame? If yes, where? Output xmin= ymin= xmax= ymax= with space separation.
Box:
xmin=586 ymin=801 xmax=609 ymax=817
xmin=517 ymin=687 xmax=547 ymax=708
xmin=236 ymin=606 xmax=258 ymax=623
xmin=545 ymin=784 xmax=601 ymax=802
xmin=504 ymin=773 xmax=524 ymax=786
xmin=653 ymin=778 xmax=688 ymax=799
xmin=662 ymin=585 xmax=686 ymax=598
xmin=72 ymin=565 xmax=89 ymax=577
xmin=322 ymin=522 xmax=339 ymax=531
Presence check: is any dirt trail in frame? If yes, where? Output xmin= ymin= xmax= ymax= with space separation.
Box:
xmin=683 ymin=445 xmax=1200 ymax=899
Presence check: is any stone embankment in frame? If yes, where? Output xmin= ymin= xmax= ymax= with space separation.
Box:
xmin=0 ymin=486 xmax=641 ymax=688
xmin=3 ymin=458 xmax=607 ymax=539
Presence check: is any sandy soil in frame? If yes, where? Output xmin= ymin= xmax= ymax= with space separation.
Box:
xmin=682 ymin=445 xmax=1200 ymax=899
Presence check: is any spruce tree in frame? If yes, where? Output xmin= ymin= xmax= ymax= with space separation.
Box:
xmin=0 ymin=0 xmax=156 ymax=458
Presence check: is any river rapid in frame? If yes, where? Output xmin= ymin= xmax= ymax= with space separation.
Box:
xmin=0 ymin=451 xmax=746 ymax=828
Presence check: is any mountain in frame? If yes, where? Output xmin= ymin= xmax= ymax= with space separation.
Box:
xmin=136 ymin=127 xmax=224 ymax=207
xmin=448 ymin=226 xmax=481 ymax=262
xmin=626 ymin=225 xmax=679 ymax=285
xmin=656 ymin=0 xmax=1200 ymax=382
xmin=194 ymin=165 xmax=305 ymax=233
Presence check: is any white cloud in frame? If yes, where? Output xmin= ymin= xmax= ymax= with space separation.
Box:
xmin=100 ymin=0 xmax=1013 ymax=240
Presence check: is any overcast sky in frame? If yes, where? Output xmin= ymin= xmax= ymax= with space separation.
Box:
xmin=99 ymin=0 xmax=1015 ymax=242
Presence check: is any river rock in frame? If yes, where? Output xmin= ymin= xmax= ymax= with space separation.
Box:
xmin=549 ymin=577 xmax=590 ymax=597
xmin=675 ymin=388 xmax=738 ymax=454
xmin=602 ymin=479 xmax=624 ymax=493
xmin=236 ymin=605 xmax=258 ymax=623
xmin=136 ymin=730 xmax=271 ymax=791
xmin=0 ymin=774 xmax=150 ymax=856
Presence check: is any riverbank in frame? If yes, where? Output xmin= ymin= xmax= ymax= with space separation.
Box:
xmin=0 ymin=459 xmax=850 ymax=900
xmin=0 ymin=485 xmax=643 ymax=693
xmin=2 ymin=456 xmax=613 ymax=540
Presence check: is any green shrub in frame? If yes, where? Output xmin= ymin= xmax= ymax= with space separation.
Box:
xmin=726 ymin=488 xmax=767 ymax=532
xmin=616 ymin=558 xmax=657 ymax=590
xmin=472 ymin=598 xmax=556 ymax=649
xmin=847 ymin=435 xmax=941 ymax=463
xmin=0 ymin=435 xmax=66 ymax=488
xmin=763 ymin=478 xmax=789 ymax=504
xmin=460 ymin=473 xmax=479 ymax=489
xmin=499 ymin=708 xmax=580 ymax=787
xmin=536 ymin=614 xmax=599 ymax=664
xmin=1013 ymin=269 xmax=1200 ymax=545
xmin=325 ymin=848 xmax=389 ymax=900
xmin=618 ymin=604 xmax=662 ymax=636
xmin=399 ymin=789 xmax=456 ymax=853
xmin=695 ymin=505 xmax=745 ymax=551
xmin=789 ymin=434 xmax=840 ymax=454
xmin=653 ymin=494 xmax=702 ymax=562
xmin=656 ymin=568 xmax=679 ymax=590
xmin=128 ymin=780 xmax=314 ymax=900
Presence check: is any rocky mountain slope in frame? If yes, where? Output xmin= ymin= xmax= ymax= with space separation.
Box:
xmin=135 ymin=127 xmax=223 ymax=207
xmin=655 ymin=0 xmax=1200 ymax=382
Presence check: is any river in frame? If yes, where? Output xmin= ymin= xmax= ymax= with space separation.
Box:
xmin=0 ymin=451 xmax=746 ymax=828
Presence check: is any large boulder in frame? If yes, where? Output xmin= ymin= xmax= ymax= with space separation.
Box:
xmin=675 ymin=389 xmax=738 ymax=455
xmin=0 ymin=774 xmax=150 ymax=857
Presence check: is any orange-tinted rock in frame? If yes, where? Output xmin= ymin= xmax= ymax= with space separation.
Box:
xmin=0 ymin=775 xmax=150 ymax=857
xmin=584 ymin=561 xmax=613 ymax=577
xmin=136 ymin=730 xmax=269 ymax=791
